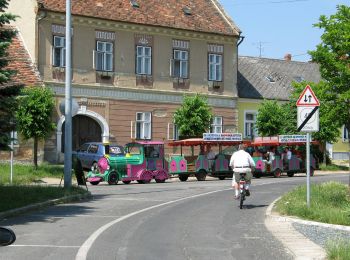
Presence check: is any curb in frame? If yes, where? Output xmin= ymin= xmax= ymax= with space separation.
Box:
xmin=265 ymin=198 xmax=327 ymax=260
xmin=0 ymin=192 xmax=92 ymax=220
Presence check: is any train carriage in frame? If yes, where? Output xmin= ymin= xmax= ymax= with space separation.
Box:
xmin=168 ymin=133 xmax=244 ymax=181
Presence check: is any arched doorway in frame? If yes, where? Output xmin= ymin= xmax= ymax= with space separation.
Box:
xmin=61 ymin=115 xmax=102 ymax=152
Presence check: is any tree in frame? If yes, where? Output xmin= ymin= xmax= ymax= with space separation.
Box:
xmin=16 ymin=87 xmax=56 ymax=168
xmin=174 ymin=94 xmax=213 ymax=138
xmin=255 ymin=99 xmax=294 ymax=137
xmin=308 ymin=4 xmax=350 ymax=172
xmin=0 ymin=0 xmax=21 ymax=150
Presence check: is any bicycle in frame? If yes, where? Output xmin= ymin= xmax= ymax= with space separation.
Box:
xmin=238 ymin=172 xmax=249 ymax=209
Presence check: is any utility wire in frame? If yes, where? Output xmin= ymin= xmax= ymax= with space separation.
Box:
xmin=232 ymin=0 xmax=311 ymax=6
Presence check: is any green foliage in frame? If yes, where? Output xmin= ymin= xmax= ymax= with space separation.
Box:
xmin=308 ymin=4 xmax=350 ymax=131
xmin=174 ymin=94 xmax=213 ymax=138
xmin=276 ymin=181 xmax=350 ymax=225
xmin=16 ymin=87 xmax=56 ymax=167
xmin=16 ymin=87 xmax=56 ymax=140
xmin=326 ymin=239 xmax=350 ymax=260
xmin=0 ymin=0 xmax=21 ymax=150
xmin=256 ymin=99 xmax=295 ymax=136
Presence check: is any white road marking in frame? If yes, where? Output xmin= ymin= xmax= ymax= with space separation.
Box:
xmin=75 ymin=188 xmax=230 ymax=260
xmin=75 ymin=177 xmax=304 ymax=259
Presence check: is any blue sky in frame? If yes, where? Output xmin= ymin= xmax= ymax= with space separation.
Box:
xmin=218 ymin=0 xmax=348 ymax=61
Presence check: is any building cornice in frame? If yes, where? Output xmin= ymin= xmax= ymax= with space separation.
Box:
xmin=45 ymin=12 xmax=237 ymax=44
xmin=47 ymin=81 xmax=237 ymax=108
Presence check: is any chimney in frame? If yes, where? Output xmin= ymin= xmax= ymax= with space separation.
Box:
xmin=284 ymin=53 xmax=292 ymax=61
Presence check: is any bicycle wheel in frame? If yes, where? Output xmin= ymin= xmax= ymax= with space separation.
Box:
xmin=240 ymin=191 xmax=245 ymax=209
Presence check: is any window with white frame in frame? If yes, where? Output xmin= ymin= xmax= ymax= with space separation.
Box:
xmin=211 ymin=116 xmax=223 ymax=133
xmin=244 ymin=112 xmax=258 ymax=139
xmin=167 ymin=122 xmax=179 ymax=140
xmin=136 ymin=112 xmax=151 ymax=139
xmin=53 ymin=36 xmax=66 ymax=67
xmin=208 ymin=53 xmax=222 ymax=81
xmin=95 ymin=41 xmax=113 ymax=71
xmin=136 ymin=46 xmax=152 ymax=75
xmin=172 ymin=49 xmax=188 ymax=78
xmin=343 ymin=125 xmax=349 ymax=141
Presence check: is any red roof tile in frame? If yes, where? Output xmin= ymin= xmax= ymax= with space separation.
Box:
xmin=5 ymin=32 xmax=43 ymax=88
xmin=39 ymin=0 xmax=240 ymax=36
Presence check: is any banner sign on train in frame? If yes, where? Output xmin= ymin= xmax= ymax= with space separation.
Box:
xmin=203 ymin=133 xmax=242 ymax=141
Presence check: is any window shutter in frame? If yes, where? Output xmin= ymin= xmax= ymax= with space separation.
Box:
xmin=170 ymin=59 xmax=175 ymax=77
xmin=92 ymin=50 xmax=96 ymax=69
xmin=130 ymin=121 xmax=136 ymax=139
xmin=51 ymin=45 xmax=54 ymax=66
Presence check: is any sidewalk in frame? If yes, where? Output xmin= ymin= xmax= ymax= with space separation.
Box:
xmin=265 ymin=197 xmax=350 ymax=260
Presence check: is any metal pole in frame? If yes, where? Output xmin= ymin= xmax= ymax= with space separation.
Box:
xmin=306 ymin=132 xmax=311 ymax=208
xmin=10 ymin=131 xmax=14 ymax=184
xmin=63 ymin=0 xmax=72 ymax=188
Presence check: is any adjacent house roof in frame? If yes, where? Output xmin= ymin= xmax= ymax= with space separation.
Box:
xmin=237 ymin=56 xmax=321 ymax=101
xmin=38 ymin=0 xmax=240 ymax=36
xmin=5 ymin=32 xmax=43 ymax=87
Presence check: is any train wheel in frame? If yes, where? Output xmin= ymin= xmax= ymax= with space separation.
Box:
xmin=179 ymin=175 xmax=188 ymax=182
xmin=108 ymin=172 xmax=119 ymax=185
xmin=196 ymin=170 xmax=207 ymax=181
xmin=122 ymin=180 xmax=131 ymax=184
xmin=274 ymin=169 xmax=282 ymax=178
xmin=140 ymin=170 xmax=152 ymax=184
xmin=154 ymin=170 xmax=168 ymax=183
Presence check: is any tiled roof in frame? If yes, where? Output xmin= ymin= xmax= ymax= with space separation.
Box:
xmin=3 ymin=32 xmax=43 ymax=88
xmin=38 ymin=0 xmax=240 ymax=36
xmin=238 ymin=56 xmax=321 ymax=101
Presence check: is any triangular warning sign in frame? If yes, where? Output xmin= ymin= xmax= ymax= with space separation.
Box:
xmin=296 ymin=85 xmax=320 ymax=106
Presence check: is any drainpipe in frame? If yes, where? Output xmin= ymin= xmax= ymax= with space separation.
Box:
xmin=235 ymin=32 xmax=244 ymax=132
xmin=237 ymin=33 xmax=245 ymax=47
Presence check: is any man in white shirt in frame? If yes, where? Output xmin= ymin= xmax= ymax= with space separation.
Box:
xmin=230 ymin=144 xmax=255 ymax=199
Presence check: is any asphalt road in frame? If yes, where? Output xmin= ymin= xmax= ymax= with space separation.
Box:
xmin=0 ymin=173 xmax=347 ymax=260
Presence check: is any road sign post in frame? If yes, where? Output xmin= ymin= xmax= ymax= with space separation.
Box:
xmin=296 ymin=85 xmax=320 ymax=208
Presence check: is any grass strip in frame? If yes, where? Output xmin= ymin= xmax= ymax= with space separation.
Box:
xmin=275 ymin=181 xmax=350 ymax=226
xmin=0 ymin=162 xmax=65 ymax=185
xmin=326 ymin=239 xmax=350 ymax=260
xmin=0 ymin=185 xmax=87 ymax=212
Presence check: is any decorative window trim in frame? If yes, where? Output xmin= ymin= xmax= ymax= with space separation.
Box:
xmin=51 ymin=24 xmax=74 ymax=35
xmin=95 ymin=30 xmax=116 ymax=41
xmin=208 ymin=43 xmax=224 ymax=54
xmin=172 ymin=39 xmax=189 ymax=49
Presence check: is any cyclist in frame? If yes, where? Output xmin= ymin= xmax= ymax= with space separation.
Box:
xmin=230 ymin=144 xmax=255 ymax=199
